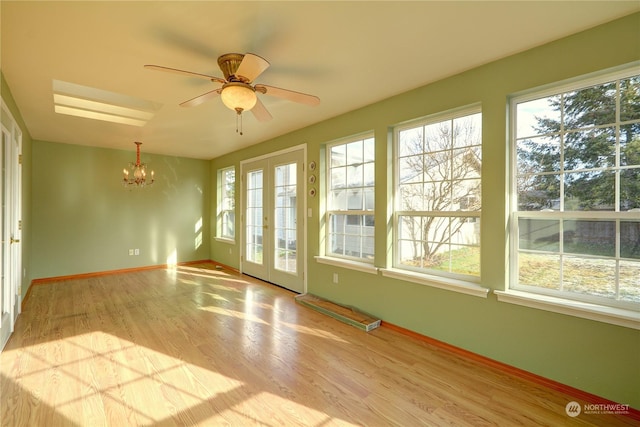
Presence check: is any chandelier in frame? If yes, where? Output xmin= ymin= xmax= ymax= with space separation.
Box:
xmin=122 ymin=141 xmax=154 ymax=188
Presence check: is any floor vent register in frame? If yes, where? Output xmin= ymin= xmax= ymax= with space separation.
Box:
xmin=294 ymin=293 xmax=381 ymax=332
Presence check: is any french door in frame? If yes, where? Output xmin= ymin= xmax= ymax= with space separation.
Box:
xmin=1 ymin=102 xmax=22 ymax=351
xmin=241 ymin=147 xmax=305 ymax=293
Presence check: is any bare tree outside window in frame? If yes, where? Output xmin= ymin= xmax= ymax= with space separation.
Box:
xmin=396 ymin=110 xmax=481 ymax=278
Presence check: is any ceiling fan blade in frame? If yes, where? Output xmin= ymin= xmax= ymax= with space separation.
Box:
xmin=251 ymin=97 xmax=273 ymax=122
xmin=235 ymin=53 xmax=270 ymax=83
xmin=145 ymin=64 xmax=226 ymax=84
xmin=180 ymin=88 xmax=222 ymax=107
xmin=255 ymin=84 xmax=320 ymax=106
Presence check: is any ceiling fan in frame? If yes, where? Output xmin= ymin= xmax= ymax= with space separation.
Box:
xmin=145 ymin=53 xmax=320 ymax=133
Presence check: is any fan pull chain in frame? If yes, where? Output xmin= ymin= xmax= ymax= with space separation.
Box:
xmin=235 ymin=108 xmax=244 ymax=135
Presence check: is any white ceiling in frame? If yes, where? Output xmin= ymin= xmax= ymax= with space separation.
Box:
xmin=2 ymin=1 xmax=638 ymax=160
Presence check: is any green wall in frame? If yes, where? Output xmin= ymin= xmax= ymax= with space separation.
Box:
xmin=210 ymin=13 xmax=640 ymax=408
xmin=31 ymin=141 xmax=210 ymax=279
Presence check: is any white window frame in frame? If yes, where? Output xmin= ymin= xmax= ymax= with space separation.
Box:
xmin=501 ymin=64 xmax=640 ymax=328
xmin=216 ymin=166 xmax=235 ymax=242
xmin=323 ymin=132 xmax=376 ymax=264
xmin=391 ymin=105 xmax=482 ymax=284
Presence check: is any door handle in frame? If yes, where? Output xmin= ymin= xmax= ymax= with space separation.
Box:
xmin=10 ymin=238 xmax=20 ymax=244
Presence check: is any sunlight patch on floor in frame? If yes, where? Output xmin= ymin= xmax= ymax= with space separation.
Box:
xmin=1 ymin=333 xmax=246 ymax=426
xmin=279 ymin=321 xmax=351 ymax=343
xmin=199 ymin=306 xmax=270 ymax=325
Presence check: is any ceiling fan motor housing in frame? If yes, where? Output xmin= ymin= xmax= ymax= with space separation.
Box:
xmin=217 ymin=53 xmax=246 ymax=82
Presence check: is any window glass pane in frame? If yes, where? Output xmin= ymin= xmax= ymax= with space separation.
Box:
xmin=346 ymin=215 xmax=360 ymax=226
xmin=563 ymin=220 xmax=615 ymax=257
xmin=425 ymin=120 xmax=451 ymax=152
xmin=346 ymin=140 xmax=363 ymax=165
xmin=516 ymin=135 xmax=561 ymax=174
xmin=424 ymin=150 xmax=450 ymax=181
xmin=452 ymin=113 xmax=482 ymax=148
xmin=516 ymin=96 xmax=561 ymax=139
xmin=398 ymin=215 xmax=423 ymax=267
xmin=363 ymin=187 xmax=375 ymax=211
xmin=363 ymin=162 xmax=374 ymax=187
xmin=452 ymin=178 xmax=481 ymax=212
xmin=328 ymin=214 xmax=374 ymax=259
xmin=564 ymin=82 xmax=616 ymax=129
xmin=424 ymin=216 xmax=450 ymax=244
xmin=620 ymin=123 xmax=640 ymax=166
xmin=518 ymin=219 xmax=560 ymax=251
xmin=620 ymin=76 xmax=640 ymax=122
xmin=621 ymin=168 xmax=640 ymax=210
xmin=399 ymin=215 xmax=480 ymax=273
xmin=399 ymin=156 xmax=423 ymax=183
xmin=286 ymin=229 xmax=296 ymax=247
xmin=621 ymin=221 xmax=640 ymax=259
xmin=399 ymin=183 xmax=424 ymax=211
xmin=399 ymin=215 xmax=422 ymax=239
xmin=517 ymin=173 xmax=561 ymax=211
xmin=430 ymin=245 xmax=480 ymax=276
xmin=565 ymin=170 xmax=615 ymax=211
xmin=330 ymin=189 xmax=346 ymax=211
xmin=364 ymin=214 xmax=375 ymax=227
xmin=564 ymin=127 xmax=615 ymax=170
xmin=620 ymin=260 xmax=640 ymax=302
xmin=347 ymin=163 xmax=363 ymax=187
xmin=562 ymin=256 xmax=616 ymax=298
xmin=518 ymin=253 xmax=561 ymax=289
xmin=347 ymin=191 xmax=363 ymax=210
xmin=399 ymin=127 xmax=423 ymax=157
xmin=222 ymin=212 xmax=234 ymax=237
xmin=330 ymin=166 xmax=346 ymax=191
xmin=363 ymin=137 xmax=375 ymax=162
xmin=330 ymin=144 xmax=346 ymax=167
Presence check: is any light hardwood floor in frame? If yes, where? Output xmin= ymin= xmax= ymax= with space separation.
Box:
xmin=1 ymin=263 xmax=636 ymax=426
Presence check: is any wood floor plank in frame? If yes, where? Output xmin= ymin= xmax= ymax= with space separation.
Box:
xmin=1 ymin=263 xmax=637 ymax=426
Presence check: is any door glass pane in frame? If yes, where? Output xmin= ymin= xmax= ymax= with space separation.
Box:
xmin=246 ymin=170 xmax=263 ymax=264
xmin=274 ymin=162 xmax=296 ymax=273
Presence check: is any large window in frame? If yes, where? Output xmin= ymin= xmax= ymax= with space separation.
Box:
xmin=217 ymin=166 xmax=235 ymax=240
xmin=510 ymin=67 xmax=640 ymax=310
xmin=326 ymin=134 xmax=375 ymax=262
xmin=394 ymin=108 xmax=482 ymax=281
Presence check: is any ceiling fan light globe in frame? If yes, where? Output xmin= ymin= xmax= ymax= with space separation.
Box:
xmin=221 ymin=83 xmax=257 ymax=112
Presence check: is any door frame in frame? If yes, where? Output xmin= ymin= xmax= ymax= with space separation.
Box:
xmin=239 ymin=144 xmax=307 ymax=293
xmin=1 ymin=99 xmax=23 ymax=351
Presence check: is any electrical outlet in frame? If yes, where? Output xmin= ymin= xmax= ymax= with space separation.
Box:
xmin=128 ymin=249 xmax=134 ymax=256
xmin=333 ymin=273 xmax=339 ymax=284
xmin=134 ymin=249 xmax=140 ymax=255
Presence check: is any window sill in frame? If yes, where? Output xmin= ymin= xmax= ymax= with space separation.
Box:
xmin=314 ymin=256 xmax=378 ymax=275
xmin=214 ymin=237 xmax=235 ymax=244
xmin=379 ymin=268 xmax=488 ymax=298
xmin=494 ymin=290 xmax=640 ymax=330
